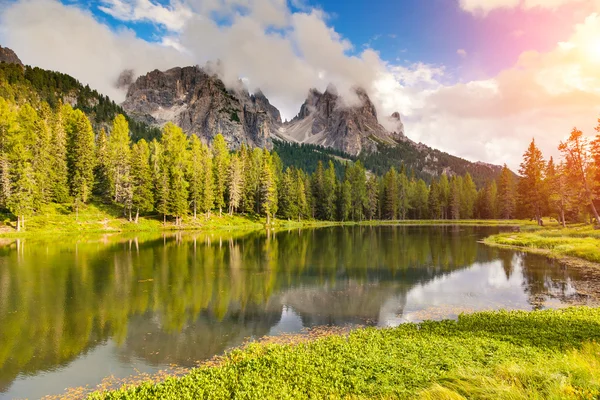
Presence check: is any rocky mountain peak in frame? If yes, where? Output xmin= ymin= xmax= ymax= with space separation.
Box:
xmin=122 ymin=65 xmax=279 ymax=148
xmin=0 ymin=45 xmax=23 ymax=66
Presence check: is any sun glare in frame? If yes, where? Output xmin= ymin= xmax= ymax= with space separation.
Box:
xmin=584 ymin=38 xmax=600 ymax=62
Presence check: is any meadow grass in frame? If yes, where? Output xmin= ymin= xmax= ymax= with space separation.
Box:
xmin=88 ymin=307 xmax=600 ymax=399
xmin=485 ymin=223 xmax=600 ymax=264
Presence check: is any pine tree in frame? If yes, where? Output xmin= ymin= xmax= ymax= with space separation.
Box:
xmin=365 ymin=175 xmax=379 ymax=221
xmin=50 ymin=106 xmax=69 ymax=203
xmin=31 ymin=103 xmax=53 ymax=208
xmin=150 ymin=139 xmax=169 ymax=223
xmin=449 ymin=176 xmax=461 ymax=219
xmin=497 ymin=165 xmax=515 ymax=219
xmin=295 ymin=171 xmax=308 ymax=221
xmin=130 ymin=139 xmax=154 ymax=223
xmin=519 ymin=139 xmax=546 ymax=225
xmin=279 ymin=167 xmax=297 ymax=220
xmin=65 ymin=109 xmax=95 ymax=218
xmin=559 ymin=128 xmax=600 ymax=225
xmin=323 ymin=161 xmax=337 ymax=220
xmin=108 ymin=115 xmax=132 ymax=215
xmin=428 ymin=179 xmax=441 ymax=219
xmin=199 ymin=143 xmax=214 ymax=218
xmin=259 ymin=150 xmax=277 ymax=224
xmin=93 ymin=128 xmax=111 ymax=201
xmin=338 ymin=180 xmax=352 ymax=222
xmin=460 ymin=173 xmax=477 ymax=219
xmin=383 ymin=168 xmax=398 ymax=219
xmin=413 ymin=179 xmax=429 ymax=219
xmin=312 ymin=161 xmax=325 ymax=219
xmin=347 ymin=161 xmax=367 ymax=221
xmin=438 ymin=173 xmax=450 ymax=219
xmin=228 ymin=153 xmax=243 ymax=215
xmin=161 ymin=123 xmax=189 ymax=225
xmin=187 ymin=135 xmax=204 ymax=219
xmin=397 ymin=170 xmax=410 ymax=220
xmin=212 ymin=134 xmax=230 ymax=216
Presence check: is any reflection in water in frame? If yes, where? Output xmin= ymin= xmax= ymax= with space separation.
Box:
xmin=0 ymin=226 xmax=597 ymax=399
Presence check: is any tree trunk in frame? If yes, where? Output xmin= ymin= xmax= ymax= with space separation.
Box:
xmin=16 ymin=215 xmax=20 ymax=232
xmin=163 ymin=213 xmax=166 ymax=224
xmin=194 ymin=203 xmax=197 ymax=220
xmin=589 ymin=199 xmax=600 ymax=226
xmin=22 ymin=215 xmax=24 ymax=230
xmin=135 ymin=208 xmax=139 ymax=224
xmin=128 ymin=209 xmax=132 ymax=222
xmin=561 ymin=209 xmax=566 ymax=228
xmin=219 ymin=207 xmax=222 ymax=217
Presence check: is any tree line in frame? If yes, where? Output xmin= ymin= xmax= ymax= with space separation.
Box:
xmin=1 ymin=93 xmax=598 ymax=230
xmin=517 ymin=125 xmax=600 ymax=226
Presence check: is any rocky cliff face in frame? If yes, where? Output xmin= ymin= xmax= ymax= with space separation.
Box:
xmin=275 ymin=86 xmax=403 ymax=155
xmin=122 ymin=66 xmax=280 ymax=148
xmin=0 ymin=46 xmax=23 ymax=66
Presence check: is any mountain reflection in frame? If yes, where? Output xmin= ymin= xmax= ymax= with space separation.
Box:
xmin=0 ymin=226 xmax=594 ymax=394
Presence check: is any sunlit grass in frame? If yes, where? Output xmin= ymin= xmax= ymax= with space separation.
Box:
xmin=486 ymin=224 xmax=600 ymax=263
xmin=88 ymin=308 xmax=600 ymax=399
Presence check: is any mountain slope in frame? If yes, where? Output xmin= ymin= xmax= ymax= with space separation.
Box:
xmin=122 ymin=66 xmax=280 ymax=148
xmin=274 ymin=86 xmax=404 ymax=156
xmin=0 ymin=54 xmax=159 ymax=142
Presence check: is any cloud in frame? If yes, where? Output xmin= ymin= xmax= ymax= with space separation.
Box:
xmin=1 ymin=0 xmax=599 ymax=171
xmin=403 ymin=12 xmax=600 ymax=169
xmin=98 ymin=0 xmax=194 ymax=31
xmin=0 ymin=0 xmax=192 ymax=101
xmin=457 ymin=49 xmax=468 ymax=57
xmin=459 ymin=0 xmax=600 ymax=14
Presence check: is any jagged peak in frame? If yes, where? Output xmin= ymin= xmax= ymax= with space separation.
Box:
xmin=0 ymin=45 xmax=23 ymax=66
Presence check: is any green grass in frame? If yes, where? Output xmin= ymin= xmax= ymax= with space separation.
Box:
xmin=0 ymin=201 xmax=535 ymax=238
xmin=485 ymin=223 xmax=600 ymax=264
xmin=89 ymin=307 xmax=600 ymax=399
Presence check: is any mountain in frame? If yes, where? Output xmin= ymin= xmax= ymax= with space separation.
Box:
xmin=0 ymin=56 xmax=159 ymax=142
xmin=122 ymin=66 xmax=280 ymax=148
xmin=273 ymin=86 xmax=404 ymax=155
xmin=122 ymin=64 xmax=503 ymax=185
xmin=0 ymin=46 xmax=22 ymax=66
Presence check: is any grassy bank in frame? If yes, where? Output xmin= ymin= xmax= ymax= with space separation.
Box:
xmin=89 ymin=307 xmax=600 ymax=399
xmin=485 ymin=223 xmax=600 ymax=264
xmin=0 ymin=201 xmax=534 ymax=237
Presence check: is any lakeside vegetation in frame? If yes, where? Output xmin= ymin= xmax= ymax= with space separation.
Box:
xmin=485 ymin=224 xmax=600 ymax=264
xmin=89 ymin=307 xmax=600 ymax=399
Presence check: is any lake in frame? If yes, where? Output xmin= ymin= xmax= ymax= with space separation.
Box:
xmin=0 ymin=225 xmax=597 ymax=399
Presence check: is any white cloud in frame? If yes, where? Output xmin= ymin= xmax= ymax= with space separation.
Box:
xmin=457 ymin=48 xmax=468 ymax=57
xmin=459 ymin=0 xmax=600 ymax=14
xmin=98 ymin=0 xmax=194 ymax=32
xmin=1 ymin=0 xmax=600 ymax=170
xmin=0 ymin=0 xmax=192 ymax=101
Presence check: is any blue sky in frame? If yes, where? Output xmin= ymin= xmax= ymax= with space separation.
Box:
xmin=1 ymin=0 xmax=599 ymax=167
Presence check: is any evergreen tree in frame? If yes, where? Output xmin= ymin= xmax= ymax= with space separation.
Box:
xmin=397 ymin=170 xmax=410 ymax=220
xmin=187 ymin=135 xmax=204 ymax=219
xmin=449 ymin=176 xmax=461 ymax=219
xmin=413 ymin=179 xmax=429 ymax=219
xmin=161 ymin=123 xmax=189 ymax=225
xmin=228 ymin=153 xmax=243 ymax=215
xmin=383 ymin=167 xmax=398 ymax=219
xmin=559 ymin=128 xmax=600 ymax=224
xmin=108 ymin=115 xmax=132 ymax=213
xmin=347 ymin=161 xmax=367 ymax=221
xmin=365 ymin=175 xmax=379 ymax=221
xmin=438 ymin=173 xmax=450 ymax=219
xmin=150 ymin=139 xmax=169 ymax=223
xmin=546 ymin=158 xmax=569 ymax=227
xmin=31 ymin=103 xmax=53 ymax=208
xmin=50 ymin=106 xmax=69 ymax=203
xmin=212 ymin=134 xmax=230 ymax=216
xmin=497 ymin=164 xmax=515 ymax=219
xmin=460 ymin=173 xmax=477 ymax=219
xmin=338 ymin=180 xmax=352 ymax=222
xmin=279 ymin=167 xmax=297 ymax=220
xmin=296 ymin=171 xmax=308 ymax=221
xmin=199 ymin=143 xmax=214 ymax=218
xmin=259 ymin=150 xmax=277 ymax=224
xmin=519 ymin=139 xmax=546 ymax=225
xmin=130 ymin=139 xmax=154 ymax=222
xmin=428 ymin=179 xmax=441 ymax=219
xmin=323 ymin=161 xmax=337 ymax=220
xmin=65 ymin=108 xmax=95 ymax=218
xmin=93 ymin=128 xmax=111 ymax=201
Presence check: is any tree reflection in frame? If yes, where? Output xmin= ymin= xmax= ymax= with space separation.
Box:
xmin=0 ymin=226 xmax=588 ymax=392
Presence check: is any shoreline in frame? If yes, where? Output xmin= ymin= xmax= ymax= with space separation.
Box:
xmin=85 ymin=307 xmax=600 ymax=399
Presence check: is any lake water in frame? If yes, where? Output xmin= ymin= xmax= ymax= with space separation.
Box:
xmin=0 ymin=226 xmax=597 ymax=399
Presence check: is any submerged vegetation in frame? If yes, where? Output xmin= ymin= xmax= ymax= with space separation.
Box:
xmin=89 ymin=307 xmax=600 ymax=399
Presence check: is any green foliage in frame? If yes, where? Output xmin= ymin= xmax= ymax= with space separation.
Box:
xmin=90 ymin=307 xmax=600 ymax=400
